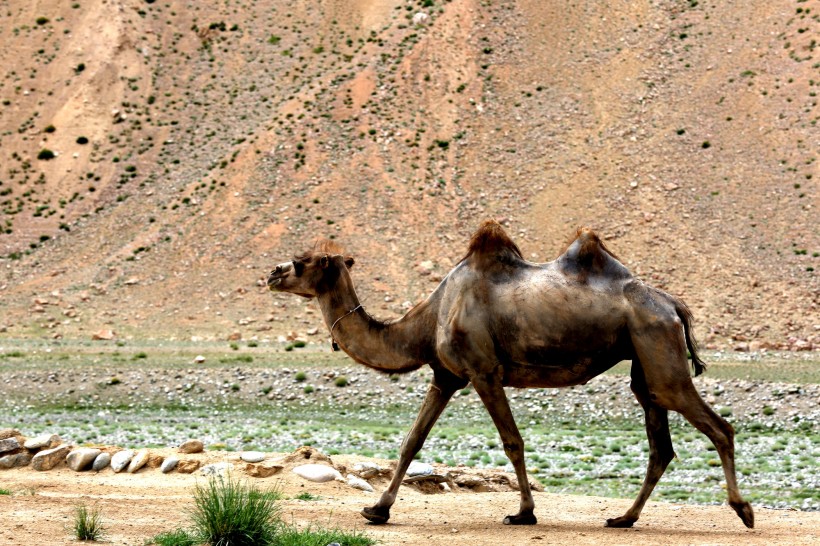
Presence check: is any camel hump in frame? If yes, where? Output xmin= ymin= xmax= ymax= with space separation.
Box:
xmin=560 ymin=227 xmax=624 ymax=277
xmin=463 ymin=219 xmax=523 ymax=268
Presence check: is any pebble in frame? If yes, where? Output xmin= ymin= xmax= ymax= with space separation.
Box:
xmin=292 ymin=464 xmax=342 ymax=483
xmin=240 ymin=451 xmax=265 ymax=463
xmin=161 ymin=456 xmax=180 ymax=473
xmin=66 ymin=448 xmax=101 ymax=471
xmin=92 ymin=452 xmax=111 ymax=471
xmin=111 ymin=449 xmax=134 ymax=473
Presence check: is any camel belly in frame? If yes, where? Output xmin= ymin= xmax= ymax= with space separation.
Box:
xmin=501 ymin=354 xmax=626 ymax=388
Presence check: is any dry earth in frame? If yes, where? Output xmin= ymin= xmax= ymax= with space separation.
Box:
xmin=1 ymin=451 xmax=820 ymax=546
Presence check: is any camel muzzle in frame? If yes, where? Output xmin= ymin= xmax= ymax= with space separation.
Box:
xmin=267 ymin=262 xmax=292 ymax=289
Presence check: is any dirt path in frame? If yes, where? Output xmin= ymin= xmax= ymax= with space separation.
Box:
xmin=1 ymin=459 xmax=818 ymax=546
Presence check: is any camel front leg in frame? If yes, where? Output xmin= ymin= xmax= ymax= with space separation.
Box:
xmin=361 ymin=374 xmax=461 ymax=524
xmin=471 ymin=373 xmax=537 ymax=525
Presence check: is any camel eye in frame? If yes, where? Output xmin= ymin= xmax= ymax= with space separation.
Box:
xmin=293 ymin=261 xmax=305 ymax=276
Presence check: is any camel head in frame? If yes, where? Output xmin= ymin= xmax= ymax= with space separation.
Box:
xmin=267 ymin=241 xmax=355 ymax=299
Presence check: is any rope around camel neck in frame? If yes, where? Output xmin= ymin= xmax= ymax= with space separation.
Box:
xmin=330 ymin=304 xmax=362 ymax=348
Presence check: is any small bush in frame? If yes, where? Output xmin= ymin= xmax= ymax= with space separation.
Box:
xmin=0 ymin=488 xmax=11 ymax=495
xmin=37 ymin=149 xmax=55 ymax=160
xmin=146 ymin=529 xmax=198 ymax=546
xmin=303 ymin=385 xmax=314 ymax=394
xmin=36 ymin=16 xmax=49 ymax=25
xmin=293 ymin=340 xmax=306 ymax=348
xmin=334 ymin=376 xmax=348 ymax=387
xmin=294 ymin=371 xmax=307 ymax=382
xmin=44 ymin=124 xmax=56 ymax=133
xmin=191 ymin=476 xmax=280 ymax=546
xmin=73 ymin=504 xmax=104 ymax=541
xmin=76 ymin=136 xmax=89 ymax=145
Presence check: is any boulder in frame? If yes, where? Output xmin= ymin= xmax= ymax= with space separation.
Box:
xmin=243 ymin=461 xmax=283 ymax=478
xmin=179 ymin=439 xmax=204 ymax=454
xmin=0 ymin=437 xmax=21 ymax=454
xmin=406 ymin=461 xmax=434 ymax=477
xmin=111 ymin=450 xmax=134 ymax=473
xmin=0 ymin=428 xmax=22 ymax=440
xmin=176 ymin=459 xmax=201 ymax=474
xmin=92 ymin=452 xmax=111 ymax=471
xmin=161 ymin=456 xmax=179 ymax=473
xmin=32 ymin=444 xmax=71 ymax=471
xmin=24 ymin=433 xmax=61 ymax=451
xmin=127 ymin=449 xmax=150 ymax=473
xmin=292 ymin=464 xmax=342 ymax=483
xmin=66 ymin=448 xmax=101 ymax=471
xmin=0 ymin=451 xmax=33 ymax=469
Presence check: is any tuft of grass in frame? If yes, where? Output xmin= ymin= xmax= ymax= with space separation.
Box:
xmin=274 ymin=524 xmax=375 ymax=546
xmin=146 ymin=528 xmax=199 ymax=546
xmin=73 ymin=504 xmax=104 ymax=541
xmin=334 ymin=376 xmax=348 ymax=387
xmin=0 ymin=488 xmax=11 ymax=495
xmin=190 ymin=476 xmax=280 ymax=546
xmin=293 ymin=491 xmax=320 ymax=501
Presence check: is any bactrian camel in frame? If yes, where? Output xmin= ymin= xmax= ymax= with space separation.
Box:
xmin=267 ymin=219 xmax=753 ymax=529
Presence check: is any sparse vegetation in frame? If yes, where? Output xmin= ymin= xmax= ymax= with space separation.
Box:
xmin=73 ymin=504 xmax=104 ymax=541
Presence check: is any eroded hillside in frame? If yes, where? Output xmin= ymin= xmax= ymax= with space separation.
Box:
xmin=0 ymin=0 xmax=817 ymax=350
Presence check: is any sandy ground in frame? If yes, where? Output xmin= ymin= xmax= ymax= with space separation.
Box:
xmin=1 ymin=452 xmax=818 ymax=546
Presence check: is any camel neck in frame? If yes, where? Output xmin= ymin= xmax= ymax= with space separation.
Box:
xmin=316 ymin=267 xmax=434 ymax=373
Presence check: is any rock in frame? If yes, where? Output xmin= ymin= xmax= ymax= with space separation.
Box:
xmin=0 ymin=428 xmax=22 ymax=441
xmin=24 ymin=433 xmax=61 ymax=451
xmin=346 ymin=474 xmax=374 ymax=492
xmin=127 ymin=449 xmax=150 ymax=473
xmin=179 ymin=439 xmax=204 ymax=454
xmin=194 ymin=355 xmax=206 ymax=364
xmin=0 ymin=451 xmax=32 ymax=469
xmin=176 ymin=459 xmax=201 ymax=474
xmin=412 ymin=12 xmax=429 ymax=25
xmin=161 ymin=456 xmax=180 ymax=473
xmin=240 ymin=451 xmax=265 ymax=463
xmin=201 ymin=462 xmax=233 ymax=476
xmin=32 ymin=444 xmax=71 ymax=471
xmin=227 ymin=331 xmax=242 ymax=341
xmin=282 ymin=446 xmax=332 ymax=464
xmin=111 ymin=449 xmax=134 ymax=472
xmin=66 ymin=448 xmax=101 ymax=471
xmin=0 ymin=437 xmax=21 ymax=454
xmin=92 ymin=452 xmax=111 ymax=471
xmin=92 ymin=329 xmax=115 ymax=340
xmin=404 ymin=473 xmax=449 ymax=484
xmin=244 ymin=461 xmax=283 ymax=478
xmin=292 ymin=464 xmax=342 ymax=483
xmin=406 ymin=461 xmax=434 ymax=477
xmin=454 ymin=474 xmax=487 ymax=488
xmin=352 ymin=461 xmax=381 ymax=479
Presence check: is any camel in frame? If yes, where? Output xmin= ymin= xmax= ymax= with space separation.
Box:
xmin=266 ymin=220 xmax=754 ymax=529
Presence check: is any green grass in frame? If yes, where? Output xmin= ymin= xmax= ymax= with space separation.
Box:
xmin=148 ymin=476 xmax=375 ymax=546
xmin=73 ymin=504 xmax=104 ymax=541
xmin=0 ymin=488 xmax=11 ymax=495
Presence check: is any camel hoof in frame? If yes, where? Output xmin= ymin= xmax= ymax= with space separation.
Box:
xmin=503 ymin=513 xmax=537 ymax=525
xmin=731 ymin=501 xmax=754 ymax=529
xmin=605 ymin=516 xmax=636 ymax=528
xmin=361 ymin=506 xmax=390 ymax=525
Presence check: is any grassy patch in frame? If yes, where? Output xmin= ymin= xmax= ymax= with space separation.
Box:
xmin=73 ymin=504 xmax=104 ymax=541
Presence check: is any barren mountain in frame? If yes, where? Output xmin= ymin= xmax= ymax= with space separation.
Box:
xmin=0 ymin=0 xmax=817 ymax=349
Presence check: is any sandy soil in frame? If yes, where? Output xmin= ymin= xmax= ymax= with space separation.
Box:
xmin=1 ymin=452 xmax=818 ymax=546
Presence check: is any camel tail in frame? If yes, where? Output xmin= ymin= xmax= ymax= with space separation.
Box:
xmin=674 ymin=297 xmax=707 ymax=377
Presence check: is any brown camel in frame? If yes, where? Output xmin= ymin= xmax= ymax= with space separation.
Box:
xmin=266 ymin=220 xmax=754 ymax=529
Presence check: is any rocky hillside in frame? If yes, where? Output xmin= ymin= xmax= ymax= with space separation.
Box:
xmin=0 ymin=0 xmax=817 ymax=350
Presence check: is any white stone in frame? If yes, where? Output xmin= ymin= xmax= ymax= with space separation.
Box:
xmin=111 ymin=449 xmax=134 ymax=473
xmin=24 ymin=433 xmax=60 ymax=450
xmin=92 ymin=452 xmax=111 ymax=471
xmin=240 ymin=451 xmax=265 ymax=463
xmin=161 ymin=456 xmax=179 ymax=473
xmin=346 ymin=474 xmax=374 ymax=492
xmin=292 ymin=464 xmax=342 ymax=483
xmin=406 ymin=461 xmax=434 ymax=477
xmin=66 ymin=448 xmax=101 ymax=471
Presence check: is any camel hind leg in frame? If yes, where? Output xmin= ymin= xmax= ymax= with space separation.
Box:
xmin=629 ymin=315 xmax=754 ymax=528
xmin=606 ymin=358 xmax=675 ymax=528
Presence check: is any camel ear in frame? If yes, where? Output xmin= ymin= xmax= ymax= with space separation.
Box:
xmin=319 ymin=255 xmax=330 ymax=269
xmin=344 ymin=256 xmax=355 ymax=269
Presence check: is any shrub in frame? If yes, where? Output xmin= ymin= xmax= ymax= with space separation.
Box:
xmin=37 ymin=149 xmax=55 ymax=160
xmin=334 ymin=376 xmax=348 ymax=387
xmin=73 ymin=504 xmax=104 ymax=541
xmin=294 ymin=371 xmax=307 ymax=382
xmin=76 ymin=136 xmax=89 ymax=144
xmin=146 ymin=529 xmax=198 ymax=546
xmin=44 ymin=124 xmax=56 ymax=133
xmin=36 ymin=17 xmax=49 ymax=25
xmin=190 ymin=476 xmax=280 ymax=546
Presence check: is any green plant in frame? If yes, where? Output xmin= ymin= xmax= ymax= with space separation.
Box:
xmin=190 ymin=476 xmax=280 ymax=546
xmin=0 ymin=488 xmax=11 ymax=495
xmin=73 ymin=504 xmax=104 ymax=541
xmin=294 ymin=371 xmax=307 ymax=382
xmin=37 ymin=149 xmax=56 ymax=160
xmin=334 ymin=376 xmax=348 ymax=387
xmin=293 ymin=491 xmax=319 ymax=501
xmin=146 ymin=528 xmax=199 ymax=546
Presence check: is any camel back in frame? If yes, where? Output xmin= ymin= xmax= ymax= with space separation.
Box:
xmin=462 ymin=220 xmax=523 ymax=269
